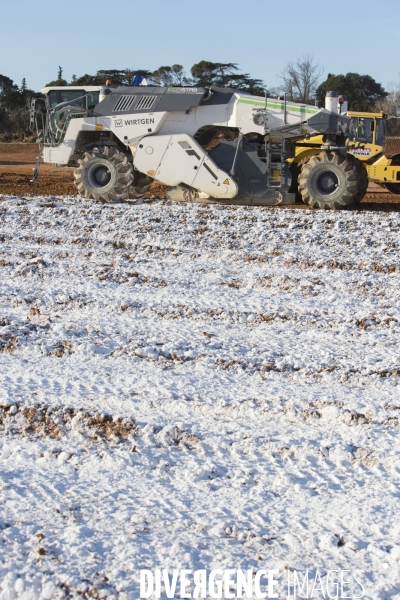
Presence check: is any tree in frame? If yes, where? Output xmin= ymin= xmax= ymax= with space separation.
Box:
xmin=46 ymin=66 xmax=68 ymax=86
xmin=222 ymin=73 xmax=265 ymax=96
xmin=47 ymin=61 xmax=266 ymax=94
xmin=279 ymin=55 xmax=323 ymax=104
xmin=70 ymin=73 xmax=99 ymax=86
xmin=190 ymin=61 xmax=265 ymax=94
xmin=374 ymin=77 xmax=400 ymax=135
xmin=266 ymin=86 xmax=283 ymax=99
xmin=45 ymin=77 xmax=68 ymax=86
xmin=68 ymin=68 xmax=152 ymax=87
xmin=316 ymin=72 xmax=387 ymax=111
xmin=0 ymin=75 xmax=15 ymax=95
xmin=0 ymin=75 xmax=26 ymax=111
xmin=96 ymin=69 xmax=129 ymax=85
xmin=150 ymin=64 xmax=189 ymax=87
xmin=0 ymin=73 xmax=35 ymax=134
xmin=191 ymin=61 xmax=237 ymax=86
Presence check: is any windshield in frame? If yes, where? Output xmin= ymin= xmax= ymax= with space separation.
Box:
xmin=46 ymin=89 xmax=98 ymax=110
xmin=59 ymin=90 xmax=86 ymax=107
xmin=349 ymin=117 xmax=373 ymax=143
xmin=48 ymin=91 xmax=59 ymax=108
xmin=87 ymin=92 xmax=99 ymax=111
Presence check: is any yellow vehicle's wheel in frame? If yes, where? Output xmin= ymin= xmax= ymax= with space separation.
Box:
xmin=298 ymin=152 xmax=358 ymax=209
xmin=383 ymin=183 xmax=400 ymax=194
xmin=353 ymin=160 xmax=368 ymax=204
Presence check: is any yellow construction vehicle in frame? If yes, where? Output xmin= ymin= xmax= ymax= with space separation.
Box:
xmin=291 ymin=92 xmax=400 ymax=200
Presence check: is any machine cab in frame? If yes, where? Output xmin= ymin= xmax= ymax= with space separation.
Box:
xmin=30 ymin=85 xmax=112 ymax=148
xmin=41 ymin=86 xmax=103 ymax=112
xmin=347 ymin=112 xmax=386 ymax=161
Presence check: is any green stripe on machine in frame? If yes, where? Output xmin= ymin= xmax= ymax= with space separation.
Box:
xmin=237 ymin=97 xmax=319 ymax=114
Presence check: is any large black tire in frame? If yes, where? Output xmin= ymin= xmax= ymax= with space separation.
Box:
xmin=298 ymin=151 xmax=359 ymax=209
xmin=383 ymin=183 xmax=400 ymax=194
xmin=353 ymin=159 xmax=369 ymax=204
xmin=74 ymin=146 xmax=133 ymax=202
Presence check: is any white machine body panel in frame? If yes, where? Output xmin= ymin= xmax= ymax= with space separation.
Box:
xmin=231 ymin=95 xmax=320 ymax=135
xmin=43 ymin=117 xmax=106 ymax=164
xmin=161 ymin=105 xmax=229 ymax=137
xmin=156 ymin=95 xmax=322 ymax=138
xmin=47 ymin=111 xmax=168 ymax=164
xmin=134 ymin=134 xmax=238 ymax=199
xmin=100 ymin=112 xmax=168 ymax=144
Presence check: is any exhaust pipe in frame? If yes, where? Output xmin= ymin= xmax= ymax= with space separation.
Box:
xmin=325 ymin=91 xmax=338 ymax=113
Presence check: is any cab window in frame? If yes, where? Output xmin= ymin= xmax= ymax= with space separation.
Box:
xmin=48 ymin=91 xmax=59 ymax=107
xmin=46 ymin=89 xmax=99 ymax=110
xmin=375 ymin=119 xmax=385 ymax=146
xmin=59 ymin=90 xmax=85 ymax=107
xmin=87 ymin=92 xmax=99 ymax=111
xmin=349 ymin=117 xmax=373 ymax=143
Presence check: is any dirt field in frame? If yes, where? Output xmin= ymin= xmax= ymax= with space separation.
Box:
xmin=0 ymin=143 xmax=77 ymax=197
xmin=1 ymin=142 xmax=399 ymax=211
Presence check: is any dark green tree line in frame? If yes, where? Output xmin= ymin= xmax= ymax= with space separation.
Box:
xmin=44 ymin=62 xmax=265 ymax=94
xmin=0 ymin=75 xmax=35 ymax=135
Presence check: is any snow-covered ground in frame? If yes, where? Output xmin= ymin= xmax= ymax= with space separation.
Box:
xmin=0 ymin=195 xmax=400 ymax=599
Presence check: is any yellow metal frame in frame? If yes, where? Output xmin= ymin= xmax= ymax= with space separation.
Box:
xmin=347 ymin=111 xmax=383 ymax=118
xmin=366 ymin=163 xmax=400 ymax=182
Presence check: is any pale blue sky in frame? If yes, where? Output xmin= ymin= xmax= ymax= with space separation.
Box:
xmin=2 ymin=0 xmax=399 ymax=92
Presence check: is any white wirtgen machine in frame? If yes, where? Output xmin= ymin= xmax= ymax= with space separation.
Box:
xmin=30 ymin=83 xmax=363 ymax=209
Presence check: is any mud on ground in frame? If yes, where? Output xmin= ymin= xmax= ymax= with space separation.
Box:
xmin=0 ymin=142 xmax=399 ymax=210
